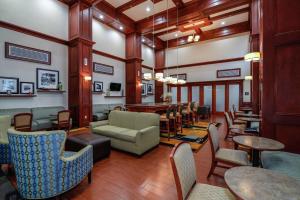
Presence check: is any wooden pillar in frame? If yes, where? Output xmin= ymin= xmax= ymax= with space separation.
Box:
xmin=125 ymin=33 xmax=142 ymax=104
xmin=250 ymin=0 xmax=260 ymax=114
xmin=261 ymin=0 xmax=300 ymax=153
xmin=155 ymin=49 xmax=165 ymax=103
xmin=68 ymin=1 xmax=94 ymax=127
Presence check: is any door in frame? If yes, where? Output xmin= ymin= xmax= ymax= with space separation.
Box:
xmin=229 ymin=84 xmax=240 ymax=111
xmin=215 ymin=84 xmax=225 ymax=113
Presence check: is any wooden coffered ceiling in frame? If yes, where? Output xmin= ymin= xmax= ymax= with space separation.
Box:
xmin=61 ymin=0 xmax=251 ymax=49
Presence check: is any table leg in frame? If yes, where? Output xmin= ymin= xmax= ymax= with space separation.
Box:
xmin=252 ymin=149 xmax=260 ymax=167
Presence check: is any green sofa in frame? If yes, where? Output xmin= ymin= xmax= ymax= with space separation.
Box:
xmin=90 ymin=111 xmax=160 ymax=155
xmin=92 ymin=104 xmax=124 ymax=121
xmin=0 ymin=106 xmax=66 ymax=131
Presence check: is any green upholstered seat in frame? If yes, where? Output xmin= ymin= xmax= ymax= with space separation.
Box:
xmin=93 ymin=125 xmax=137 ymax=143
xmin=261 ymin=151 xmax=300 ymax=182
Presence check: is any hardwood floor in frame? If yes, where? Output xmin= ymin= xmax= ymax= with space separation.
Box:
xmin=63 ymin=115 xmax=234 ymax=200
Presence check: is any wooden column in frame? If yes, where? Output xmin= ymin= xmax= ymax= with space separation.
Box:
xmin=261 ymin=0 xmax=300 ymax=153
xmin=68 ymin=1 xmax=94 ymax=127
xmin=250 ymin=0 xmax=260 ymax=114
xmin=126 ymin=33 xmax=142 ymax=104
xmin=155 ymin=49 xmax=165 ymax=103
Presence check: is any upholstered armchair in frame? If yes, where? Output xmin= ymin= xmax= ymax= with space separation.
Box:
xmin=8 ymin=129 xmax=93 ymax=199
xmin=0 ymin=115 xmax=11 ymax=165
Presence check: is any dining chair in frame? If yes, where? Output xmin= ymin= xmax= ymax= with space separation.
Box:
xmin=169 ymin=105 xmax=183 ymax=134
xmin=181 ymin=102 xmax=192 ymax=126
xmin=14 ymin=113 xmax=33 ymax=132
xmin=229 ymin=109 xmax=247 ymax=125
xmin=8 ymin=128 xmax=93 ymax=199
xmin=52 ymin=110 xmax=71 ymax=134
xmin=160 ymin=106 xmax=174 ymax=140
xmin=224 ymin=112 xmax=246 ymax=139
xmin=207 ymin=123 xmax=251 ymax=178
xmin=0 ymin=115 xmax=12 ymax=165
xmin=170 ymin=142 xmax=235 ymax=200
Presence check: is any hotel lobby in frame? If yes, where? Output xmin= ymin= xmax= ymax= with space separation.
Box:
xmin=0 ymin=0 xmax=300 ymax=199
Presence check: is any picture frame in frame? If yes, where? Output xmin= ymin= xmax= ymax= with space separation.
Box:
xmin=36 ymin=68 xmax=59 ymax=90
xmin=170 ymin=73 xmax=187 ymax=80
xmin=142 ymin=83 xmax=147 ymax=96
xmin=20 ymin=82 xmax=35 ymax=94
xmin=5 ymin=42 xmax=51 ymax=65
xmin=93 ymin=62 xmax=114 ymax=75
xmin=147 ymin=84 xmax=153 ymax=94
xmin=93 ymin=81 xmax=103 ymax=93
xmin=0 ymin=77 xmax=19 ymax=94
xmin=216 ymin=68 xmax=241 ymax=78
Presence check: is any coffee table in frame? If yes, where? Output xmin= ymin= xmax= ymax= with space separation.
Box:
xmin=225 ymin=166 xmax=300 ymax=200
xmin=233 ymin=135 xmax=284 ymax=167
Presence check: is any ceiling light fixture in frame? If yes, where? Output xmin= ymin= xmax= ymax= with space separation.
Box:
xmin=175 ymin=33 xmax=178 ymax=37
xmin=188 ymin=34 xmax=200 ymax=43
xmin=99 ymin=14 xmax=104 ymax=19
xmin=142 ymin=38 xmax=145 ymax=42
xmin=119 ymin=26 xmax=123 ymax=30
xmin=194 ymin=35 xmax=200 ymax=42
xmin=187 ymin=35 xmax=194 ymax=42
xmin=146 ymin=7 xmax=151 ymax=12
xmin=221 ymin=21 xmax=226 ymax=25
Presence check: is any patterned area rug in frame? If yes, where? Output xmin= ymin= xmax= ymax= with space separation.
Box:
xmin=0 ymin=170 xmax=21 ymax=200
xmin=160 ymin=121 xmax=213 ymax=152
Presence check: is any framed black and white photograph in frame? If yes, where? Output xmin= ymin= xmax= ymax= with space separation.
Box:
xmin=142 ymin=83 xmax=147 ymax=96
xmin=36 ymin=68 xmax=59 ymax=90
xmin=20 ymin=82 xmax=34 ymax=94
xmin=94 ymin=81 xmax=103 ymax=93
xmin=93 ymin=62 xmax=114 ymax=75
xmin=217 ymin=68 xmax=241 ymax=78
xmin=0 ymin=77 xmax=19 ymax=94
xmin=5 ymin=42 xmax=51 ymax=65
xmin=147 ymin=84 xmax=153 ymax=94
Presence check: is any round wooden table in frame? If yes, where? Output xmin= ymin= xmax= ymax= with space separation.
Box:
xmin=233 ymin=136 xmax=284 ymax=166
xmin=225 ymin=166 xmax=300 ymax=200
xmin=239 ymin=107 xmax=252 ymax=113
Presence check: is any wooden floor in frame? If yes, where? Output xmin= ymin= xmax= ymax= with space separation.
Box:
xmin=61 ymin=115 xmax=233 ymax=200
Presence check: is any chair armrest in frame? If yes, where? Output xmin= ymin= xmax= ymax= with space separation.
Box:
xmin=90 ymin=120 xmax=109 ymax=128
xmin=59 ymin=145 xmax=93 ymax=190
xmin=139 ymin=126 xmax=159 ymax=136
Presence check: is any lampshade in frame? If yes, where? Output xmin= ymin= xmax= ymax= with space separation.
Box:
xmin=143 ymin=73 xmax=152 ymax=80
xmin=187 ymin=35 xmax=194 ymax=42
xmin=84 ymin=76 xmax=92 ymax=81
xmin=155 ymin=72 xmax=164 ymax=80
xmin=178 ymin=79 xmax=186 ymax=84
xmin=170 ymin=77 xmax=178 ymax=84
xmin=194 ymin=35 xmax=200 ymax=42
xmin=244 ymin=52 xmax=261 ymax=62
xmin=158 ymin=78 xmax=167 ymax=82
xmin=245 ymin=75 xmax=253 ymax=80
xmin=165 ymin=76 xmax=173 ymax=83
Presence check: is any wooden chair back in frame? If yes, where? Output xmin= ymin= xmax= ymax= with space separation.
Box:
xmin=14 ymin=113 xmax=32 ymax=132
xmin=207 ymin=123 xmax=220 ymax=161
xmin=57 ymin=110 xmax=71 ymax=131
xmin=170 ymin=142 xmax=197 ymax=200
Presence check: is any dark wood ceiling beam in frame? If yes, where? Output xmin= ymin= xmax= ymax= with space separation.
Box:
xmin=59 ymin=0 xmax=103 ymax=6
xmin=116 ymin=0 xmax=147 ymax=13
xmin=167 ymin=21 xmax=250 ymax=48
xmin=136 ymin=0 xmax=250 ymax=34
xmin=143 ymin=33 xmax=166 ymax=49
xmin=172 ymin=0 xmax=184 ymax=8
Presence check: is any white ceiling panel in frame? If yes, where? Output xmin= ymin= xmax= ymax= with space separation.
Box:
xmin=202 ymin=12 xmax=248 ymax=31
xmin=159 ymin=30 xmax=195 ymax=41
xmin=105 ymin=0 xmax=132 ymax=8
xmin=124 ymin=0 xmax=176 ymax=21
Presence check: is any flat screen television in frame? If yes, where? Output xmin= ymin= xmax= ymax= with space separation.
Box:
xmin=110 ymin=82 xmax=121 ymax=91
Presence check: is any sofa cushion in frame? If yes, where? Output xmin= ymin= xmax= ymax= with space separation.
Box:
xmin=261 ymin=151 xmax=300 ymax=181
xmin=35 ymin=119 xmax=53 ymax=130
xmin=95 ymin=113 xmax=108 ymax=121
xmin=93 ymin=125 xmax=137 ymax=143
xmin=31 ymin=106 xmax=65 ymax=120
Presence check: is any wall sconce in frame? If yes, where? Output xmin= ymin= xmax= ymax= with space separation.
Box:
xmin=138 ymin=83 xmax=143 ymax=86
xmin=245 ymin=75 xmax=253 ymax=80
xmin=83 ymin=58 xmax=88 ymax=66
xmin=84 ymin=76 xmax=92 ymax=81
xmin=244 ymin=52 xmax=261 ymax=62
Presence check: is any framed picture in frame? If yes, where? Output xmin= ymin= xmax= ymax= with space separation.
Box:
xmin=5 ymin=42 xmax=51 ymax=65
xmin=0 ymin=77 xmax=19 ymax=94
xmin=94 ymin=81 xmax=103 ymax=93
xmin=93 ymin=62 xmax=114 ymax=75
xmin=217 ymin=68 xmax=241 ymax=78
xmin=20 ymin=82 xmax=35 ymax=94
xmin=147 ymin=84 xmax=153 ymax=94
xmin=142 ymin=83 xmax=147 ymax=96
xmin=170 ymin=73 xmax=187 ymax=80
xmin=36 ymin=68 xmax=59 ymax=90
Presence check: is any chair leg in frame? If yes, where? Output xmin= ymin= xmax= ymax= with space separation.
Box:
xmin=207 ymin=161 xmax=217 ymax=179
xmin=167 ymin=121 xmax=170 ymax=141
xmin=88 ymin=171 xmax=92 ymax=184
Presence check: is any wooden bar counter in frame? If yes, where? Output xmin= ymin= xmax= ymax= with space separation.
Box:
xmin=126 ymin=103 xmax=174 ymax=113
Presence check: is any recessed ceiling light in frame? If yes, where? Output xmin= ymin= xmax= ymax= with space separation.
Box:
xmin=99 ymin=14 xmax=104 ymax=19
xmin=152 ymin=44 xmax=156 ymax=48
xmin=146 ymin=7 xmax=151 ymax=12
xmin=119 ymin=26 xmax=123 ymax=30
xmin=175 ymin=33 xmax=178 ymax=37
xmin=142 ymin=38 xmax=145 ymax=42
xmin=221 ymin=21 xmax=226 ymax=25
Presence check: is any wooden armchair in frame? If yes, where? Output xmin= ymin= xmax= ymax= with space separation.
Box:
xmin=14 ymin=113 xmax=33 ymax=132
xmin=52 ymin=110 xmax=71 ymax=134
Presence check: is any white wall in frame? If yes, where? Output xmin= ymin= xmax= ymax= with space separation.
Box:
xmin=92 ymin=20 xmax=126 ymax=105
xmin=142 ymin=44 xmax=155 ymax=67
xmin=92 ymin=19 xmax=126 ymax=59
xmin=0 ymin=0 xmax=68 ymax=40
xmin=0 ymin=28 xmax=68 ymax=109
xmin=164 ymin=33 xmax=251 ymax=102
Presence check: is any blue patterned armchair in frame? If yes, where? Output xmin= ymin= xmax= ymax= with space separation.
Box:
xmin=8 ymin=129 xmax=93 ymax=199
xmin=0 ymin=115 xmax=11 ymax=165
